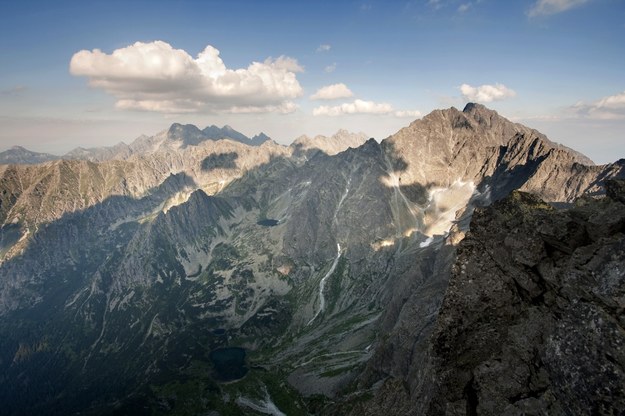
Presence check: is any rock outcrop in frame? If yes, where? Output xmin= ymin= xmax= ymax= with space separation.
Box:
xmin=427 ymin=180 xmax=625 ymax=415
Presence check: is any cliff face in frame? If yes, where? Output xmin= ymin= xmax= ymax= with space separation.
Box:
xmin=427 ymin=180 xmax=625 ymax=415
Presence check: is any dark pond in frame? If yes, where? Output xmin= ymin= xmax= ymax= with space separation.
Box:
xmin=257 ymin=219 xmax=279 ymax=227
xmin=209 ymin=347 xmax=248 ymax=382
xmin=212 ymin=328 xmax=226 ymax=336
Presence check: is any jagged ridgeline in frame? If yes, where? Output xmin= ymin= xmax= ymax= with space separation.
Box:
xmin=0 ymin=104 xmax=623 ymax=415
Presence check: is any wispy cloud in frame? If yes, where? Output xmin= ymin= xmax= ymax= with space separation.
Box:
xmin=310 ymin=83 xmax=354 ymax=100
xmin=457 ymin=3 xmax=471 ymax=13
xmin=460 ymin=83 xmax=516 ymax=103
xmin=313 ymin=99 xmax=420 ymax=118
xmin=428 ymin=0 xmax=444 ymax=10
xmin=1 ymin=85 xmax=27 ymax=96
xmin=324 ymin=63 xmax=337 ymax=73
xmin=316 ymin=44 xmax=331 ymax=52
xmin=527 ymin=0 xmax=591 ymax=17
xmin=70 ymin=41 xmax=303 ymax=114
xmin=569 ymin=90 xmax=625 ymax=120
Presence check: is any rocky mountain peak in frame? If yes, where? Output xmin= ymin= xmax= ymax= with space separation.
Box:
xmin=0 ymin=145 xmax=59 ymax=165
xmin=461 ymin=101 xmax=502 ymax=127
xmin=166 ymin=123 xmax=205 ymax=145
xmin=291 ymin=129 xmax=368 ymax=156
xmin=250 ymin=132 xmax=272 ymax=146
xmin=202 ymin=124 xmax=251 ymax=144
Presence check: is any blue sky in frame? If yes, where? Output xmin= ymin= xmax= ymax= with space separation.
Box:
xmin=1 ymin=0 xmax=624 ymax=163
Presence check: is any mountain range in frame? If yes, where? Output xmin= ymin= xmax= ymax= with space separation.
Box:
xmin=0 ymin=104 xmax=623 ymax=415
xmin=0 ymin=124 xmax=274 ymax=165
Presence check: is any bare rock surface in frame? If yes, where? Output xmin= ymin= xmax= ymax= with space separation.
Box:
xmin=427 ymin=180 xmax=625 ymax=415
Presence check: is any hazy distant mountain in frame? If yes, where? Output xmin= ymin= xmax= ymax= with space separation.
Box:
xmin=0 ymin=104 xmax=623 ymax=415
xmin=0 ymin=145 xmax=59 ymax=165
xmin=291 ymin=129 xmax=369 ymax=156
xmin=64 ymin=141 xmax=133 ymax=161
xmin=202 ymin=124 xmax=250 ymax=144
xmin=250 ymin=132 xmax=272 ymax=146
xmin=64 ymin=123 xmax=273 ymax=162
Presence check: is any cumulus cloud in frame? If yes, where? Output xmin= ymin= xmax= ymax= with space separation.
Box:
xmin=70 ymin=40 xmax=303 ymax=114
xmin=569 ymin=90 xmax=625 ymax=120
xmin=528 ymin=0 xmax=590 ymax=17
xmin=317 ymin=44 xmax=331 ymax=52
xmin=313 ymin=100 xmax=392 ymax=116
xmin=460 ymin=83 xmax=516 ymax=103
xmin=310 ymin=83 xmax=354 ymax=100
xmin=313 ymin=99 xmax=420 ymax=118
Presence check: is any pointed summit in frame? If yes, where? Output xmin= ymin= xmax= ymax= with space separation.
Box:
xmin=292 ymin=129 xmax=368 ymax=156
xmin=250 ymin=132 xmax=272 ymax=146
xmin=202 ymin=125 xmax=250 ymax=144
xmin=166 ymin=123 xmax=205 ymax=146
xmin=462 ymin=102 xmax=489 ymax=113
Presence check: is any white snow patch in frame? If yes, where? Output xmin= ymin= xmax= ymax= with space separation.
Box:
xmin=236 ymin=389 xmax=286 ymax=416
xmin=424 ymin=179 xmax=475 ymax=237
xmin=419 ymin=236 xmax=434 ymax=248
xmin=372 ymin=238 xmax=395 ymax=251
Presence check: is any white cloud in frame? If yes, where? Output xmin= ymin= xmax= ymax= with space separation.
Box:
xmin=528 ymin=0 xmax=590 ymax=17
xmin=458 ymin=3 xmax=471 ymax=12
xmin=324 ymin=63 xmax=337 ymax=73
xmin=70 ymin=40 xmax=303 ymax=114
xmin=314 ymin=100 xmax=393 ymax=116
xmin=394 ymin=109 xmax=422 ymax=118
xmin=310 ymin=83 xmax=354 ymax=100
xmin=460 ymin=83 xmax=516 ymax=103
xmin=569 ymin=91 xmax=625 ymax=120
xmin=317 ymin=44 xmax=331 ymax=52
xmin=313 ymin=99 xmax=420 ymax=118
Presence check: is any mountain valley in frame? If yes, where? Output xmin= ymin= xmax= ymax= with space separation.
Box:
xmin=0 ymin=104 xmax=623 ymax=416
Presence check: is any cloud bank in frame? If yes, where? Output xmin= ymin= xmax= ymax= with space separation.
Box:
xmin=70 ymin=41 xmax=303 ymax=114
xmin=528 ymin=0 xmax=590 ymax=17
xmin=310 ymin=83 xmax=354 ymax=100
xmin=570 ymin=90 xmax=625 ymax=120
xmin=313 ymin=99 xmax=420 ymax=118
xmin=460 ymin=83 xmax=516 ymax=103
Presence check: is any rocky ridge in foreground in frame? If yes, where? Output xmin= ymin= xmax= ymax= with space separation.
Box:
xmin=427 ymin=179 xmax=625 ymax=415
xmin=336 ymin=180 xmax=625 ymax=415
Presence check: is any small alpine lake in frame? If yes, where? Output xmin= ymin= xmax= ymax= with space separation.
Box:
xmin=257 ymin=219 xmax=279 ymax=227
xmin=209 ymin=347 xmax=248 ymax=382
